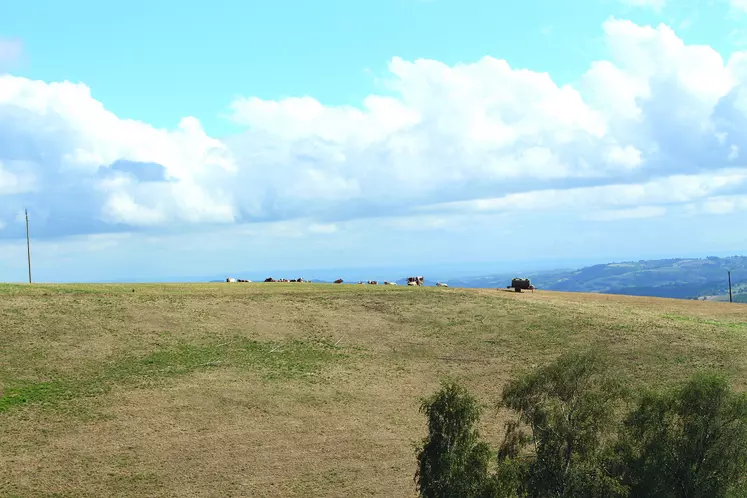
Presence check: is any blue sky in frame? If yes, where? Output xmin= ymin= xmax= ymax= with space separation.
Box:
xmin=2 ymin=0 xmax=747 ymax=282
xmin=3 ymin=0 xmax=737 ymax=135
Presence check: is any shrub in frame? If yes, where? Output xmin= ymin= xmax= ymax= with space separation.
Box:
xmin=415 ymin=353 xmax=747 ymax=498
xmin=620 ymin=373 xmax=747 ymax=498
xmin=497 ymin=350 xmax=627 ymax=497
xmin=415 ymin=381 xmax=493 ymax=498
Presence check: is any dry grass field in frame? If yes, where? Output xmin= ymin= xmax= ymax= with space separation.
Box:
xmin=1 ymin=283 xmax=747 ymax=497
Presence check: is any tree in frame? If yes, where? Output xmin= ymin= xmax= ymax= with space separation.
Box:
xmin=497 ymin=350 xmax=627 ymax=497
xmin=415 ymin=381 xmax=493 ymax=498
xmin=414 ymin=355 xmax=747 ymax=498
xmin=620 ymin=373 xmax=747 ymax=498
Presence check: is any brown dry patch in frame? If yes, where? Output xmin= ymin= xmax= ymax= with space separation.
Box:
xmin=0 ymin=366 xmax=431 ymax=497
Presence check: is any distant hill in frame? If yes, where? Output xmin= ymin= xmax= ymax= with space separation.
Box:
xmin=445 ymin=256 xmax=747 ymax=301
xmin=210 ymin=256 xmax=747 ymax=301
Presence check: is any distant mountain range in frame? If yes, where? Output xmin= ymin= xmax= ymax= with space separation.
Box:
xmin=445 ymin=256 xmax=747 ymax=301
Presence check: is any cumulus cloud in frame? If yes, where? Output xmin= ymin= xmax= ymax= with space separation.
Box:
xmin=0 ymin=77 xmax=237 ymax=235
xmin=2 ymin=19 xmax=747 ymax=241
xmin=0 ymin=160 xmax=36 ymax=195
xmin=423 ymin=170 xmax=747 ymax=215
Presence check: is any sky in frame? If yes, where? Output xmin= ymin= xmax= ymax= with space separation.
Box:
xmin=2 ymin=0 xmax=747 ymax=282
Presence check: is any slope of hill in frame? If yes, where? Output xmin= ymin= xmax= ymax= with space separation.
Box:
xmin=1 ymin=283 xmax=746 ymax=496
xmin=446 ymin=256 xmax=747 ymax=300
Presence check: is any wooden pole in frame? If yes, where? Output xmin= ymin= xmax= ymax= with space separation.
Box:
xmin=728 ymin=270 xmax=732 ymax=303
xmin=25 ymin=209 xmax=32 ymax=284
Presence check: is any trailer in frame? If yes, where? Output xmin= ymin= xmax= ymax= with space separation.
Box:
xmin=507 ymin=278 xmax=535 ymax=293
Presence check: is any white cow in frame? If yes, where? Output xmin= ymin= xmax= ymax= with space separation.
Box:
xmin=226 ymin=277 xmax=237 ymax=283
xmin=408 ymin=276 xmax=425 ymax=286
xmin=436 ymin=282 xmax=448 ymax=287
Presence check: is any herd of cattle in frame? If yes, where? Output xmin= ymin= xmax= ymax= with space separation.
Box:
xmin=225 ymin=275 xmax=450 ymax=287
xmin=224 ymin=276 xmax=537 ymax=291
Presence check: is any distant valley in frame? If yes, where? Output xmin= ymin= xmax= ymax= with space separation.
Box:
xmin=214 ymin=256 xmax=747 ymax=302
xmin=446 ymin=256 xmax=747 ymax=302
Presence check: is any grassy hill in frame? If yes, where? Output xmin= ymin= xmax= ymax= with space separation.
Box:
xmin=1 ymin=283 xmax=746 ymax=496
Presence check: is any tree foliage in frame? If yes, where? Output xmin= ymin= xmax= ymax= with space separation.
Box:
xmin=497 ymin=350 xmax=627 ymax=498
xmin=414 ymin=351 xmax=747 ymax=498
xmin=620 ymin=373 xmax=747 ymax=498
xmin=415 ymin=381 xmax=493 ymax=498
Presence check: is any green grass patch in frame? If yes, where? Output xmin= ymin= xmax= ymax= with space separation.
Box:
xmin=0 ymin=337 xmax=346 ymax=414
xmin=0 ymin=380 xmax=75 ymax=412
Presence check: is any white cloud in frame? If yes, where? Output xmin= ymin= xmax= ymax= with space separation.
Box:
xmin=2 ymin=18 xmax=747 ymax=243
xmin=703 ymin=198 xmax=738 ymax=214
xmin=0 ymin=160 xmax=36 ymax=195
xmin=0 ymin=77 xmax=236 ymax=228
xmin=605 ymin=145 xmax=643 ymax=168
xmin=83 ymin=232 xmax=132 ymax=251
xmin=423 ymin=170 xmax=747 ymax=214
xmin=585 ymin=206 xmax=667 ymax=221
xmin=308 ymin=223 xmax=338 ymax=234
xmin=619 ymin=0 xmax=666 ymax=11
xmin=729 ymin=144 xmax=740 ymax=159
xmin=688 ymin=194 xmax=747 ymax=214
xmin=731 ymin=0 xmax=747 ymax=13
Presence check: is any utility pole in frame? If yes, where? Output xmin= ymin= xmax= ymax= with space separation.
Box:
xmin=25 ymin=209 xmax=32 ymax=284
xmin=728 ymin=270 xmax=732 ymax=303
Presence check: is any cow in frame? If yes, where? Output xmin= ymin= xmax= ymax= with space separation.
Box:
xmin=334 ymin=278 xmax=344 ymax=284
xmin=226 ymin=277 xmax=237 ymax=283
xmin=407 ymin=276 xmax=425 ymax=286
xmin=384 ymin=281 xmax=397 ymax=286
xmin=264 ymin=277 xmax=276 ymax=283
xmin=368 ymin=280 xmax=378 ymax=285
xmin=436 ymin=282 xmax=448 ymax=287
